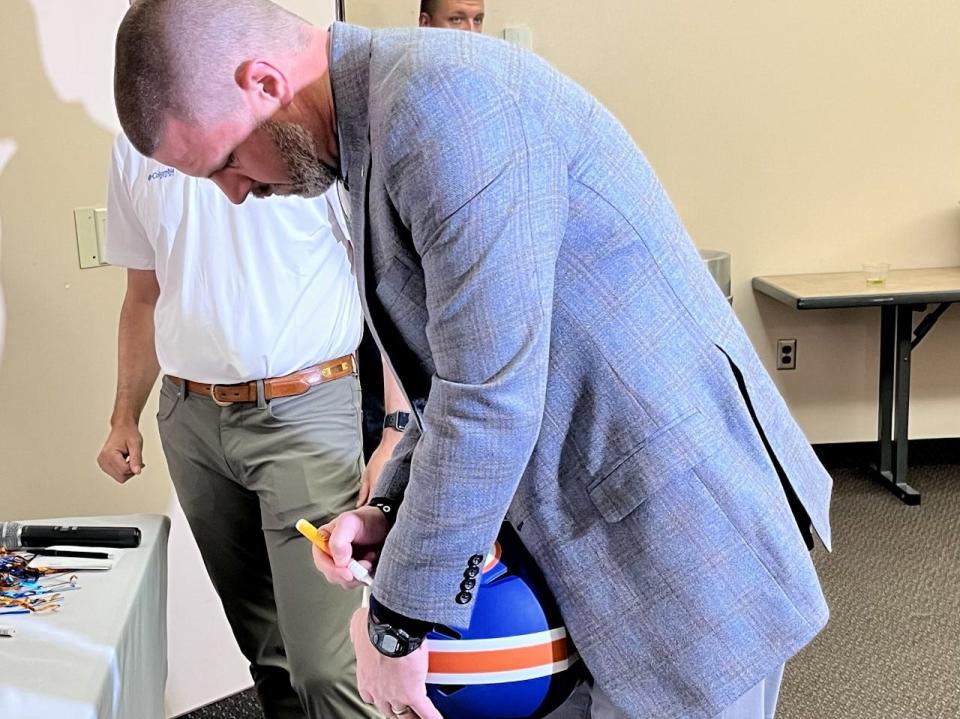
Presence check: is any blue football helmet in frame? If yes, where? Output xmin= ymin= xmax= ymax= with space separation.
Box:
xmin=425 ymin=523 xmax=582 ymax=719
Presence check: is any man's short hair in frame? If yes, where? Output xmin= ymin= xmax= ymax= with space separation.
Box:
xmin=114 ymin=0 xmax=309 ymax=157
xmin=419 ymin=0 xmax=442 ymax=17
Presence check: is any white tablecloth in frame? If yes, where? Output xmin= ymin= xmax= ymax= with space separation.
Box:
xmin=0 ymin=514 xmax=170 ymax=719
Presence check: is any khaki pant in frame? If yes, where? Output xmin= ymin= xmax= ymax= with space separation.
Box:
xmin=158 ymin=374 xmax=378 ymax=719
xmin=549 ymin=664 xmax=786 ymax=719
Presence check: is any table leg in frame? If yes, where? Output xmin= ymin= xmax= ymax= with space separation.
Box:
xmin=877 ymin=306 xmax=894 ymax=476
xmin=873 ymin=305 xmax=921 ymax=504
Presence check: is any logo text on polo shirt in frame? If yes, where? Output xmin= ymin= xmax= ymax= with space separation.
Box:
xmin=147 ymin=168 xmax=175 ymax=181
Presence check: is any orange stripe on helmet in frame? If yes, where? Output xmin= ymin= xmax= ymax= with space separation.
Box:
xmin=428 ymin=637 xmax=570 ymax=675
xmin=482 ymin=542 xmax=502 ymax=573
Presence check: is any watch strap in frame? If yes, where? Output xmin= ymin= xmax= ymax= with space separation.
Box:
xmin=368 ymin=496 xmax=400 ymax=528
xmin=367 ymin=595 xmax=432 ymax=657
xmin=383 ymin=410 xmax=410 ymax=431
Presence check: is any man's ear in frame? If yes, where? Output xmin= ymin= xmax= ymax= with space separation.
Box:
xmin=235 ymin=59 xmax=294 ymax=113
xmin=418 ymin=13 xmax=432 ymax=27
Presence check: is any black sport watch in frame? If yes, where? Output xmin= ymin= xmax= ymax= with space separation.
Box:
xmin=368 ymin=497 xmax=400 ymax=529
xmin=367 ymin=595 xmax=433 ymax=658
xmin=382 ymin=411 xmax=410 ymax=432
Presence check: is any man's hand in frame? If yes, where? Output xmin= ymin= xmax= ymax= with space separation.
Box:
xmin=350 ymin=607 xmax=443 ymax=719
xmin=97 ymin=421 xmax=145 ymax=483
xmin=357 ymin=429 xmax=403 ymax=507
xmin=313 ymin=506 xmax=389 ymax=588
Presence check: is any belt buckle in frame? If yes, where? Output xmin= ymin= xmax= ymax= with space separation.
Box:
xmin=321 ymin=360 xmax=352 ymax=379
xmin=209 ymin=384 xmax=235 ymax=407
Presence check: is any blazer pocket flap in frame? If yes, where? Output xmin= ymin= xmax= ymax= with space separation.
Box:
xmin=587 ymin=409 xmax=721 ymax=523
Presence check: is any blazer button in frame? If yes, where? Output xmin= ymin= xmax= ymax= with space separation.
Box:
xmin=460 ymin=578 xmax=476 ymax=591
xmin=455 ymin=591 xmax=473 ymax=605
xmin=463 ymin=566 xmax=480 ymax=579
xmin=468 ymin=554 xmax=484 ymax=567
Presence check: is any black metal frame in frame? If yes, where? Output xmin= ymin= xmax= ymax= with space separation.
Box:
xmin=872 ymin=302 xmax=953 ymax=504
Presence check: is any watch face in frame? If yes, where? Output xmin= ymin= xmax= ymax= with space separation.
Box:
xmin=380 ymin=634 xmax=401 ymax=655
xmin=370 ymin=618 xmax=407 ymax=657
xmin=385 ymin=411 xmax=409 ymax=431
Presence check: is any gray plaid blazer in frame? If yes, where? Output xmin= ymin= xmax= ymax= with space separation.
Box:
xmin=330 ymin=22 xmax=831 ymax=719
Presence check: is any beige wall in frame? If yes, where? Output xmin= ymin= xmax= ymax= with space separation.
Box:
xmin=345 ymin=0 xmax=960 ymax=443
xmin=2 ymin=0 xmax=136 ymax=523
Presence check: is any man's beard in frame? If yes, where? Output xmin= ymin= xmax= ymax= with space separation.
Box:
xmin=253 ymin=120 xmax=338 ymax=199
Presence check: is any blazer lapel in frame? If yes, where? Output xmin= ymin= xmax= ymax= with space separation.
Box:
xmin=330 ymin=24 xmax=382 ymax=349
xmin=348 ymin=150 xmax=373 ymax=321
xmin=330 ymin=23 xmax=430 ymax=417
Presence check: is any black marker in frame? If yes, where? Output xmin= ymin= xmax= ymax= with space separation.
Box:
xmin=34 ymin=549 xmax=112 ymax=560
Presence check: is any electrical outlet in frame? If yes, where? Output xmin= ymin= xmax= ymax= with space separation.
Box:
xmin=777 ymin=339 xmax=797 ymax=370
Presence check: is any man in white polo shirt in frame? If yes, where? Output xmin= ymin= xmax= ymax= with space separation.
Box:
xmin=96 ymin=132 xmax=392 ymax=719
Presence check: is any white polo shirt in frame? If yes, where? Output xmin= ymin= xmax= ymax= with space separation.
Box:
xmin=105 ymin=133 xmax=362 ymax=384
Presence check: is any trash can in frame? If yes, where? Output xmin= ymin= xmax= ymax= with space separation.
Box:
xmin=699 ymin=249 xmax=732 ymax=304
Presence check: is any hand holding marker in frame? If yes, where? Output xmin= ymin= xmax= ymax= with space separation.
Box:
xmin=295 ymin=519 xmax=373 ymax=587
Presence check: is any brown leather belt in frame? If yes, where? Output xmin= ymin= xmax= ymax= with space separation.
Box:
xmin=168 ymin=354 xmax=355 ymax=406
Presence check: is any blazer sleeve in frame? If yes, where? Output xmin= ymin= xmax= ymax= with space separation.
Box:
xmin=370 ymin=69 xmax=569 ymax=627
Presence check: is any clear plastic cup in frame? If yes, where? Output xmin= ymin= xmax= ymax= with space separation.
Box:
xmin=862 ymin=262 xmax=890 ymax=287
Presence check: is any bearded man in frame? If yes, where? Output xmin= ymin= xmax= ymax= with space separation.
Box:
xmin=114 ymin=3 xmax=832 ymax=718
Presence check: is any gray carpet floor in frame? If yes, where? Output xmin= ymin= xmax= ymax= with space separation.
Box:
xmin=181 ymin=464 xmax=960 ymax=719
xmin=778 ymin=464 xmax=960 ymax=719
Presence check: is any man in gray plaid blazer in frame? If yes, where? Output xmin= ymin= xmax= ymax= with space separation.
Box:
xmin=114 ymin=3 xmax=832 ymax=717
